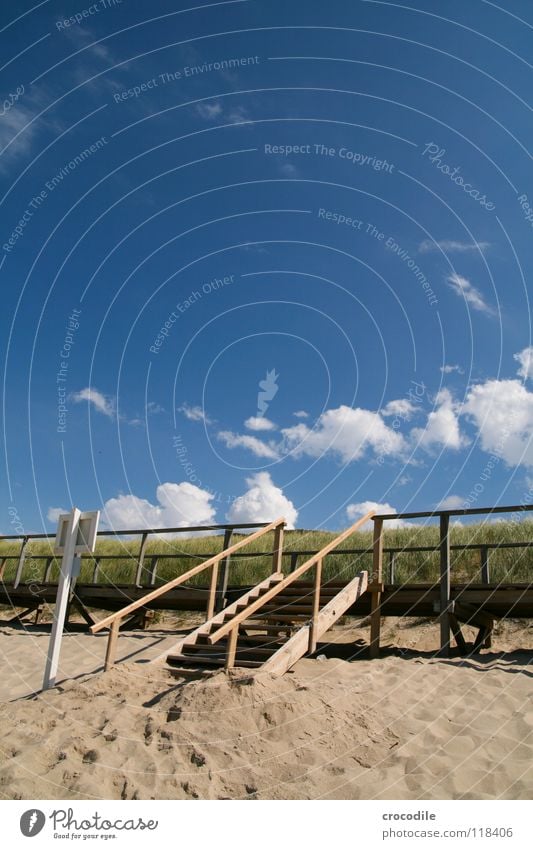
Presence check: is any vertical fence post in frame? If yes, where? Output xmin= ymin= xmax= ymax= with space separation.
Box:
xmin=480 ymin=546 xmax=490 ymax=584
xmin=225 ymin=625 xmax=238 ymax=670
xmin=308 ymin=557 xmax=323 ymax=654
xmin=271 ymin=522 xmax=285 ymax=574
xmin=104 ymin=619 xmax=120 ymax=671
xmin=207 ymin=559 xmax=219 ymax=620
xmin=215 ymin=528 xmax=233 ymax=612
xmin=92 ymin=557 xmax=101 ymax=583
xmin=389 ymin=551 xmax=396 ymax=584
xmin=148 ymin=556 xmax=159 ymax=586
xmin=289 ymin=552 xmax=299 ymax=573
xmin=0 ymin=557 xmax=7 ymax=581
xmin=44 ymin=557 xmax=53 ymax=583
xmin=13 ymin=536 xmax=28 ymax=588
xmin=370 ymin=518 xmax=384 ymax=659
xmin=134 ymin=532 xmax=149 ymax=587
xmin=439 ymin=513 xmax=451 ymax=657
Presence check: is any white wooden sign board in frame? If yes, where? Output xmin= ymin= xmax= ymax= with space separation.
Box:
xmin=43 ymin=508 xmax=100 ymax=691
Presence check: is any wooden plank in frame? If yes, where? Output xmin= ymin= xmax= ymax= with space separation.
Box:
xmin=454 ymin=602 xmax=495 ymax=629
xmin=134 ymin=532 xmax=149 ymax=587
xmin=480 ymin=546 xmax=490 ymax=584
xmin=308 ymin=557 xmax=323 ymax=653
xmin=439 ymin=513 xmax=451 ymax=657
xmin=271 ymin=524 xmax=284 ymax=574
xmin=225 ymin=626 xmax=238 ymax=669
xmin=206 ymin=561 xmax=219 ymax=620
xmin=90 ymin=517 xmax=285 ymax=633
xmin=208 ymin=512 xmax=374 ymax=646
xmin=104 ymin=620 xmax=120 ymax=671
xmin=261 ymin=571 xmax=368 ymax=676
xmin=13 ymin=536 xmax=28 ymax=589
xmin=449 ymin=613 xmax=467 ymax=654
xmin=369 ymin=517 xmax=384 ymax=659
xmin=215 ymin=528 xmax=233 ymax=612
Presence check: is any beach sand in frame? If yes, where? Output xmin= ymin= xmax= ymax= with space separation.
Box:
xmin=0 ymin=615 xmax=531 ymax=800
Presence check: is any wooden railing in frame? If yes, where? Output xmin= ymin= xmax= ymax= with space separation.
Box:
xmin=91 ymin=518 xmax=285 ymax=670
xmin=369 ymin=502 xmax=533 ymax=659
xmin=206 ymin=510 xmax=375 ymax=669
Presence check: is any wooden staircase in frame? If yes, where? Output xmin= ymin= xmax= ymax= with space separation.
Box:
xmin=163 ymin=573 xmax=368 ymax=676
xmin=155 ymin=513 xmax=373 ymax=677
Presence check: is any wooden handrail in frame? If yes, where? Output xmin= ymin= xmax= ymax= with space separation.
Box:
xmin=91 ymin=517 xmax=285 ymax=669
xmin=208 ymin=511 xmax=375 ymax=648
xmin=91 ymin=517 xmax=285 ymax=634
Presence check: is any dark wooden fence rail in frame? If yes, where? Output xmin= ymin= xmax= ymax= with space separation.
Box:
xmin=4 ymin=540 xmax=533 ymax=587
xmin=0 ymin=522 xmax=269 ymax=590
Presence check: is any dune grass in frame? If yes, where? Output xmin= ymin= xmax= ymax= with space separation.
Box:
xmin=2 ymin=519 xmax=533 ymax=588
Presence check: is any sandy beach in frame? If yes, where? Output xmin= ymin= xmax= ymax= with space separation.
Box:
xmin=0 ymin=616 xmax=531 ymax=800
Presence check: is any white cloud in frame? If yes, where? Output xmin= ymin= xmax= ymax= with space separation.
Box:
xmin=419 ymin=239 xmax=490 ymax=254
xmin=71 ymin=387 xmax=115 ymax=418
xmin=47 ymin=506 xmax=67 ymax=523
xmin=440 ymin=364 xmax=465 ymax=375
xmin=281 ymin=405 xmax=406 ymax=463
xmin=462 ymin=379 xmax=533 ymax=466
xmin=437 ymin=495 xmax=465 ymax=510
xmin=147 ymin=401 xmax=165 ymax=415
xmin=101 ymin=482 xmax=216 ymax=533
xmin=217 ymin=430 xmax=280 ymax=459
xmin=446 ymin=272 xmax=494 ymax=316
xmin=195 ymin=100 xmax=251 ymax=124
xmin=293 ymin=410 xmax=309 ymax=419
xmin=195 ymin=101 xmax=223 ymax=121
xmin=514 ymin=346 xmax=533 ymax=381
xmin=227 ymin=472 xmax=298 ymax=529
xmin=178 ymin=403 xmax=212 ymax=424
xmin=346 ymin=501 xmax=408 ymax=530
xmin=411 ymin=389 xmax=466 ymax=451
xmin=381 ymin=399 xmax=417 ymax=420
xmin=0 ymin=96 xmax=47 ymax=170
xmin=244 ymin=416 xmax=277 ymax=431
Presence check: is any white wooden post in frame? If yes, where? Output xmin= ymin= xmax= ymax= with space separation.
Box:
xmin=42 ymin=508 xmax=99 ymax=691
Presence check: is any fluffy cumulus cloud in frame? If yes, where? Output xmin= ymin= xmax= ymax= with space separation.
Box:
xmin=346 ymin=501 xmax=408 ymax=530
xmin=281 ymin=405 xmax=406 ymax=463
xmin=244 ymin=416 xmax=277 ymax=431
xmin=381 ymin=399 xmax=417 ymax=419
xmin=71 ymin=387 xmax=115 ymax=418
xmin=446 ymin=273 xmax=494 ymax=316
xmin=101 ymin=482 xmax=216 ymax=532
xmin=227 ymin=472 xmax=298 ymax=529
xmin=514 ymin=346 xmax=533 ymax=381
xmin=463 ymin=379 xmax=533 ymax=467
xmin=411 ymin=389 xmax=466 ymax=451
xmin=217 ymin=431 xmax=280 ymax=459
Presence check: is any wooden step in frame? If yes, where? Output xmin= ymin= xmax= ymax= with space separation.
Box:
xmin=258 ymin=604 xmax=315 ymax=615
xmin=166 ymin=653 xmax=262 ymax=668
xmin=182 ymin=643 xmax=277 ymax=657
xmin=248 ymin=613 xmax=313 ymax=622
xmin=241 ymin=620 xmax=297 ymax=632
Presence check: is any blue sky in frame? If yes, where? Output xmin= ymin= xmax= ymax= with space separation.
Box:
xmin=2 ymin=0 xmax=533 ymax=534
